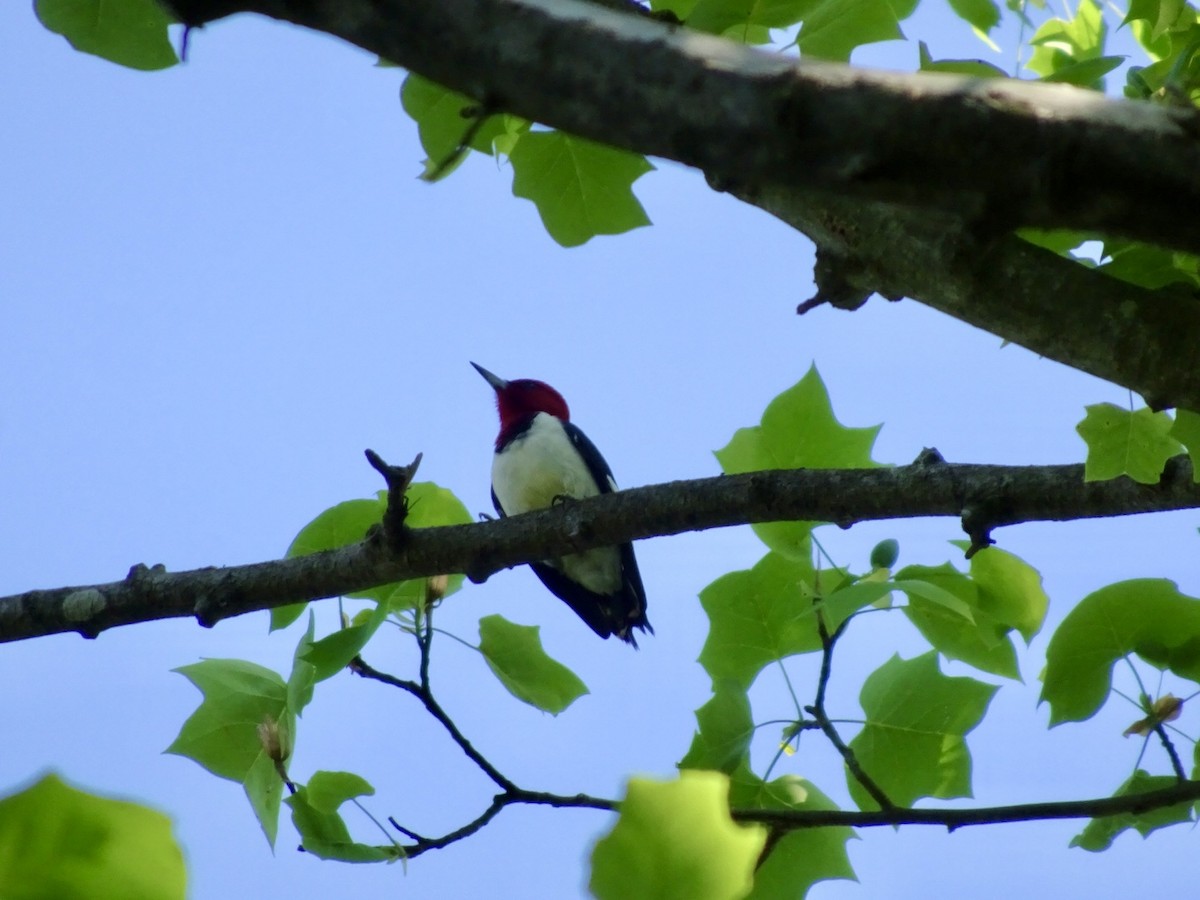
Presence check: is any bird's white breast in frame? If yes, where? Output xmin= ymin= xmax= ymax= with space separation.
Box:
xmin=492 ymin=413 xmax=622 ymax=595
xmin=492 ymin=413 xmax=606 ymax=515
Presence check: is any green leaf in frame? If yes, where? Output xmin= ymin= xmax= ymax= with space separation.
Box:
xmin=1076 ymin=403 xmax=1182 ymax=483
xmin=305 ymin=771 xmax=374 ymax=814
xmin=1099 ymin=240 xmax=1200 ymax=290
xmin=797 ymin=0 xmax=920 ymax=61
xmin=301 ymin=601 xmax=389 ymax=684
xmin=0 ymin=774 xmax=186 ymax=900
xmin=589 ymin=772 xmax=767 ymax=900
xmin=848 ymin=653 xmax=998 ymax=809
xmin=286 ymin=773 xmax=398 ymax=863
xmin=652 ymin=0 xmax=702 ymax=18
xmin=685 ymin=0 xmax=812 ymax=35
xmin=1170 ymin=408 xmax=1200 ymax=482
xmin=716 ymin=364 xmax=881 ymax=468
xmin=698 ymin=553 xmax=882 ymax=689
xmin=698 ymin=552 xmax=820 ymax=689
xmin=715 ymin=366 xmax=881 ymax=557
xmin=893 ymin=574 xmax=975 ymax=621
xmin=895 ymin=564 xmax=1021 ymax=679
xmin=1124 ymin=0 xmax=1194 ymax=44
xmin=287 ymin=614 xmax=318 ymax=716
xmin=478 ymin=614 xmax=589 ymax=714
xmin=509 ymin=132 xmax=653 ymax=247
xmin=35 ymin=0 xmax=177 ymax=71
xmin=286 ymin=496 xmax=384 ymax=560
xmin=946 ymin=0 xmax=1000 ymax=33
xmin=242 ymin=754 xmax=288 ymax=850
xmin=962 ymin=544 xmax=1049 ymax=641
xmin=728 ymin=769 xmax=856 ymax=899
xmin=1042 ymin=579 xmax=1200 ymax=724
xmin=1040 ymin=55 xmax=1126 ymax=87
xmin=813 ymin=578 xmax=896 ymax=617
xmin=1016 ymin=228 xmax=1092 ymax=255
xmin=165 ymin=659 xmax=290 ymax=845
xmin=166 ymin=660 xmax=289 ymax=781
xmin=918 ymin=52 xmax=1009 ymax=77
xmin=1027 ymin=0 xmax=1107 ymax=79
xmin=1070 ymin=770 xmax=1195 ymax=851
xmin=400 ymin=74 xmax=512 ymax=179
xmin=678 ymin=681 xmax=755 ymax=774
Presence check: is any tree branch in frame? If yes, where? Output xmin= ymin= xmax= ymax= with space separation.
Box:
xmin=3 ymin=454 xmax=1198 ymax=643
xmin=355 ymin=657 xmax=518 ymax=794
xmin=730 ymin=779 xmax=1200 ymax=831
xmin=155 ymin=0 xmax=1200 ymax=409
xmin=353 ymin=638 xmax=615 ymax=859
xmin=163 ymin=0 xmax=1200 ymax=253
xmin=348 ymin=610 xmax=1197 ymax=853
xmin=808 ymin=613 xmax=895 ymax=811
xmin=737 ymin=186 xmax=1200 ymax=413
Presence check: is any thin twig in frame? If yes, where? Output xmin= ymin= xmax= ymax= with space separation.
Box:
xmin=811 ymin=612 xmax=895 ymax=811
xmin=1154 ymin=723 xmax=1188 ymax=781
xmin=353 ymin=657 xmax=517 ymax=793
xmin=395 ymin=796 xmax=508 ymax=858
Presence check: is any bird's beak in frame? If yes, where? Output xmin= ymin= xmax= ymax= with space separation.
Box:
xmin=471 ymin=362 xmax=508 ymax=393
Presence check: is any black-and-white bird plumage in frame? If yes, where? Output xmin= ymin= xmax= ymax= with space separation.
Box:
xmin=473 ymin=362 xmax=651 ymax=645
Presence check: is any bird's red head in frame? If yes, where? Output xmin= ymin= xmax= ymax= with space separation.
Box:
xmin=472 ymin=363 xmax=570 ymax=447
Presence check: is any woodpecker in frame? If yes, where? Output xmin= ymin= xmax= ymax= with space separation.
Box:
xmin=472 ymin=362 xmax=652 ymax=646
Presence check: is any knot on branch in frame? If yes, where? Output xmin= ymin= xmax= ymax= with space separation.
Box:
xmin=798 ymin=248 xmax=872 ymax=315
xmin=125 ymin=562 xmax=166 ymax=584
xmin=1160 ymin=453 xmax=1193 ymax=485
xmin=157 ymin=0 xmax=243 ymax=27
xmin=960 ymin=505 xmax=997 ymax=558
xmin=365 ymin=450 xmax=424 ymax=546
xmin=193 ymin=577 xmax=242 ymax=629
xmin=62 ymin=589 xmax=107 ymax=639
xmin=913 ymin=447 xmax=945 ymax=466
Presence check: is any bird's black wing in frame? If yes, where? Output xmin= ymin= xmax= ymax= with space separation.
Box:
xmin=561 ymin=422 xmax=652 ymax=644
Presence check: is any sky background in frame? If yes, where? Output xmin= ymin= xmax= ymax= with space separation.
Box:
xmin=3 ymin=3 xmax=1199 ymax=898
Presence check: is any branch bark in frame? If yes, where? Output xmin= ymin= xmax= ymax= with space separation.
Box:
xmin=165 ymin=0 xmax=1200 ymax=251
xmin=159 ymin=0 xmax=1200 ymax=409
xmin=3 ymin=455 xmax=1198 ymax=643
xmin=732 ymin=779 xmax=1200 ymax=830
xmin=736 ymin=188 xmax=1200 ymax=413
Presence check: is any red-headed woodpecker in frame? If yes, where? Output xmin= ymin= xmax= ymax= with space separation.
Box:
xmin=472 ymin=362 xmax=652 ymax=646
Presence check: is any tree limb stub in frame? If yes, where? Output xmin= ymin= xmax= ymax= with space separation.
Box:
xmin=2 ymin=457 xmax=1197 ymax=643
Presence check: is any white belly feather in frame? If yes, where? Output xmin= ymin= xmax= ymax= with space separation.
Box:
xmin=492 ymin=413 xmax=621 ymax=595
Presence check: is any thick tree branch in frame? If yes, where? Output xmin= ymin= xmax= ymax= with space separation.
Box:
xmin=164 ymin=0 xmax=1200 ymax=252
xmin=2 ymin=455 xmax=1198 ymax=643
xmin=159 ymin=0 xmax=1200 ymax=409
xmin=738 ymin=188 xmax=1200 ymax=413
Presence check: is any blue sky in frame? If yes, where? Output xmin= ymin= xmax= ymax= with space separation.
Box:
xmin=3 ymin=4 xmax=1198 ymax=898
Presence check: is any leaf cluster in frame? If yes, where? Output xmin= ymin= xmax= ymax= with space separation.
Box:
xmin=147 ymin=367 xmax=1200 ymax=897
